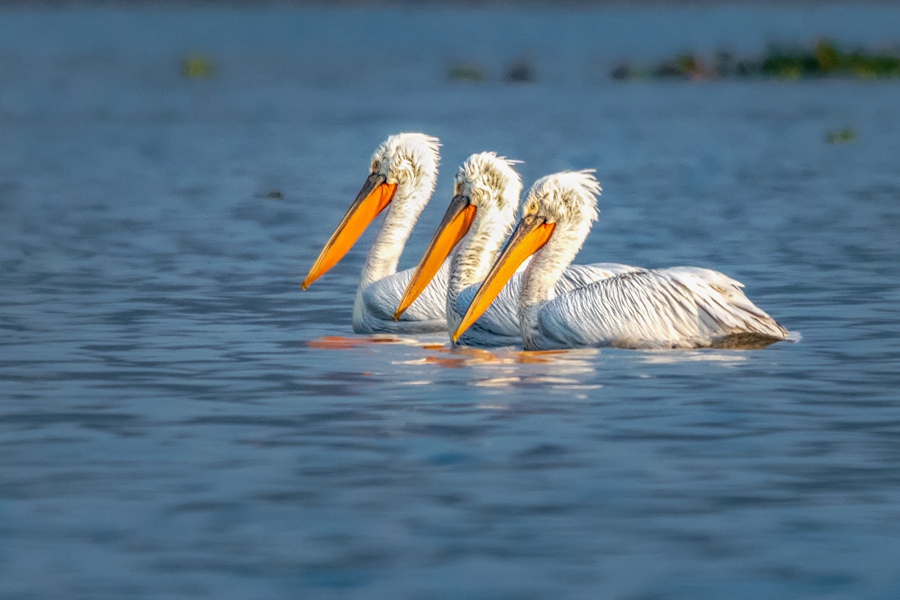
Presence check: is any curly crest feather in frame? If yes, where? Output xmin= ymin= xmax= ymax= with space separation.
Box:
xmin=456 ymin=152 xmax=522 ymax=209
xmin=524 ymin=170 xmax=601 ymax=225
xmin=371 ymin=133 xmax=441 ymax=190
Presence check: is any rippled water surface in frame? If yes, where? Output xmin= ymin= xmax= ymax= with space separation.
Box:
xmin=2 ymin=5 xmax=900 ymax=599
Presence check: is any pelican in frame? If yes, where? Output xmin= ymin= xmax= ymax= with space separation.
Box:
xmin=301 ymin=133 xmax=449 ymax=334
xmin=452 ymin=171 xmax=789 ymax=350
xmin=394 ymin=153 xmax=638 ymax=346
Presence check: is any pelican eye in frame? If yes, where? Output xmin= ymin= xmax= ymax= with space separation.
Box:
xmin=372 ymin=160 xmax=381 ymax=173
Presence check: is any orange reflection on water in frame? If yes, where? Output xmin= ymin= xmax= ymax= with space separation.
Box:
xmin=307 ymin=335 xmax=601 ymax=393
xmin=306 ymin=335 xmax=409 ymax=349
xmin=416 ymin=345 xmax=573 ymax=369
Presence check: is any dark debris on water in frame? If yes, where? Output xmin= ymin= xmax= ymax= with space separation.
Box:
xmin=448 ymin=58 xmax=537 ymax=83
xmin=611 ymin=40 xmax=900 ymax=81
xmin=825 ymin=128 xmax=857 ymax=144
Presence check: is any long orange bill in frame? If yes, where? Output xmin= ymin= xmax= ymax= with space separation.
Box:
xmin=302 ymin=173 xmax=397 ymax=290
xmin=451 ymin=214 xmax=555 ymax=343
xmin=394 ymin=194 xmax=477 ymax=320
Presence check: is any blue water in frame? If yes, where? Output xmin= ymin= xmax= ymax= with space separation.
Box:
xmin=2 ymin=4 xmax=900 ymax=599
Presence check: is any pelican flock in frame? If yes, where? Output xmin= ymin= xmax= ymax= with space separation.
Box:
xmin=304 ymin=133 xmax=789 ymax=350
xmin=394 ymin=152 xmax=638 ymax=346
xmin=452 ymin=171 xmax=789 ymax=350
xmin=302 ymin=133 xmax=449 ymax=334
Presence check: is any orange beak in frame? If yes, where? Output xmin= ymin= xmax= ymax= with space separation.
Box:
xmin=394 ymin=194 xmax=477 ymax=320
xmin=302 ymin=173 xmax=397 ymax=290
xmin=451 ymin=214 xmax=555 ymax=343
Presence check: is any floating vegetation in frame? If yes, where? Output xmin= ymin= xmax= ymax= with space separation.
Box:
xmin=506 ymin=59 xmax=537 ymax=83
xmin=181 ymin=54 xmax=215 ymax=79
xmin=611 ymin=40 xmax=900 ymax=81
xmin=825 ymin=128 xmax=857 ymax=144
xmin=448 ymin=62 xmax=487 ymax=82
xmin=265 ymin=190 xmax=284 ymax=200
xmin=448 ymin=59 xmax=538 ymax=83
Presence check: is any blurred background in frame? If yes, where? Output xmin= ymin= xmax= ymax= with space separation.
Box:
xmin=2 ymin=2 xmax=900 ymax=600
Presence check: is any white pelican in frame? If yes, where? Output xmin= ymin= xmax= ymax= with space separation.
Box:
xmin=452 ymin=171 xmax=789 ymax=350
xmin=301 ymin=133 xmax=449 ymax=334
xmin=394 ymin=153 xmax=638 ymax=346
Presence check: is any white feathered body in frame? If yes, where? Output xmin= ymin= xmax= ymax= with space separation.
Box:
xmin=454 ymin=262 xmax=639 ymax=346
xmin=491 ymin=170 xmax=789 ymax=351
xmin=434 ymin=154 xmax=641 ymax=346
xmin=525 ymin=266 xmax=789 ymax=350
xmin=346 ymin=133 xmax=449 ymax=334
xmin=354 ymin=263 xmax=449 ymax=334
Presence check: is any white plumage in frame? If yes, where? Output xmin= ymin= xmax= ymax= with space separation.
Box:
xmin=454 ymin=171 xmax=789 ymax=350
xmin=302 ymin=133 xmax=449 ymax=334
xmin=395 ymin=154 xmax=637 ymax=346
xmin=355 ymin=262 xmax=449 ymax=333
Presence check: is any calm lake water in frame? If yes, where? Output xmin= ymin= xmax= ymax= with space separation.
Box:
xmin=2 ymin=4 xmax=900 ymax=599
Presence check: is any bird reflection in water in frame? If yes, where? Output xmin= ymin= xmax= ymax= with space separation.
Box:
xmin=305 ymin=334 xmax=756 ymax=398
xmin=636 ymin=350 xmax=749 ymax=365
xmin=305 ymin=335 xmax=416 ymax=350
xmin=305 ymin=334 xmax=601 ymax=394
xmin=417 ymin=346 xmax=602 ymax=395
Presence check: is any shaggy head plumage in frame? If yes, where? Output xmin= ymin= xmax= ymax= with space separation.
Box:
xmin=454 ymin=152 xmax=522 ymax=211
xmin=522 ymin=170 xmax=601 ymax=227
xmin=370 ymin=133 xmax=441 ymax=191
